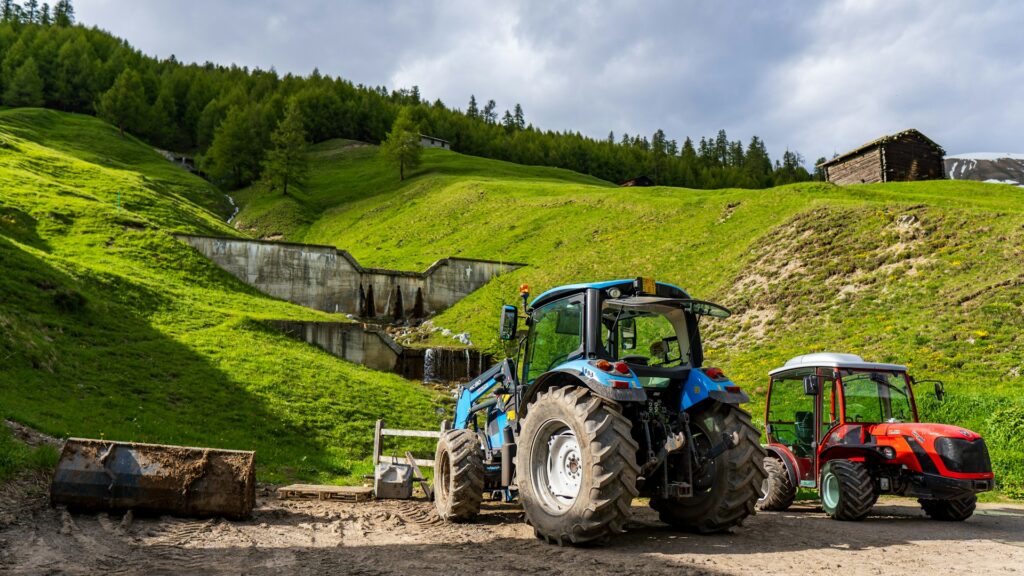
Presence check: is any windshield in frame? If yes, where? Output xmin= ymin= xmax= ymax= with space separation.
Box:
xmin=601 ymin=301 xmax=691 ymax=369
xmin=840 ymin=370 xmax=914 ymax=423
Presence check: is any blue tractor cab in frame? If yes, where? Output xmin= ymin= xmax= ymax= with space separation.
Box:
xmin=433 ymin=278 xmax=766 ymax=545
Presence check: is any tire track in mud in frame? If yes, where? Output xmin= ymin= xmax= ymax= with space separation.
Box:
xmin=3 ymin=479 xmax=1024 ymax=576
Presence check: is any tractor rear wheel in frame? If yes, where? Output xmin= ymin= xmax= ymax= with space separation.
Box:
xmin=919 ymin=494 xmax=976 ymax=521
xmin=517 ymin=386 xmax=639 ymax=545
xmin=433 ymin=429 xmax=484 ymax=522
xmin=757 ymin=456 xmax=796 ymax=511
xmin=819 ymin=459 xmax=875 ymax=521
xmin=651 ymin=403 xmax=766 ymax=533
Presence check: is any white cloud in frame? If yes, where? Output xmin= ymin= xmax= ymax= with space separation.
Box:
xmin=73 ymin=0 xmax=1024 ymax=161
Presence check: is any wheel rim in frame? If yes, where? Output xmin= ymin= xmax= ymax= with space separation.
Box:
xmin=690 ymin=419 xmax=718 ymax=493
xmin=530 ymin=419 xmax=583 ymax=515
xmin=822 ymin=470 xmax=840 ymax=509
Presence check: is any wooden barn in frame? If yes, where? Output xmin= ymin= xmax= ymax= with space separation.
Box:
xmin=620 ymin=175 xmax=655 ymax=187
xmin=819 ymin=129 xmax=946 ymax=185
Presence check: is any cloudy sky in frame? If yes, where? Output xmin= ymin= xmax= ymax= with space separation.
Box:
xmin=75 ymin=0 xmax=1024 ymax=161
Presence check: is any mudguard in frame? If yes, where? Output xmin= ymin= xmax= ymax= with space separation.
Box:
xmin=521 ymin=359 xmax=646 ymax=415
xmin=681 ymin=368 xmax=748 ymax=411
xmin=764 ymin=443 xmax=800 ymax=489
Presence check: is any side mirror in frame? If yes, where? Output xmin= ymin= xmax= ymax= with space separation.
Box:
xmin=620 ymin=318 xmax=637 ymax=350
xmin=802 ymin=375 xmax=820 ymax=396
xmin=913 ymin=378 xmax=946 ymax=402
xmin=499 ymin=305 xmax=518 ymax=341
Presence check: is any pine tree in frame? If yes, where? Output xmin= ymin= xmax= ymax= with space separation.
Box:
xmin=4 ymin=57 xmax=45 ymax=107
xmin=813 ymin=157 xmax=828 ymax=181
xmin=466 ymin=95 xmax=478 ymax=119
xmin=97 ymin=68 xmax=146 ymax=136
xmin=56 ymin=35 xmax=99 ymax=111
xmin=261 ymin=102 xmax=308 ymax=195
xmin=482 ymin=99 xmax=496 ymax=123
xmin=513 ymin=103 xmax=525 ymax=130
xmin=379 ymin=107 xmax=422 ymax=181
xmin=203 ymin=104 xmax=264 ymax=187
xmin=0 ymin=0 xmax=15 ymax=22
xmin=53 ymin=0 xmax=73 ymax=26
xmin=39 ymin=2 xmax=50 ymax=25
xmin=24 ymin=0 xmax=38 ymax=22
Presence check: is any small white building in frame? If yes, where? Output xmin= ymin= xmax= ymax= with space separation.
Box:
xmin=419 ymin=134 xmax=450 ymax=150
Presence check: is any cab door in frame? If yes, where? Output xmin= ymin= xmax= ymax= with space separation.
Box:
xmin=765 ymin=370 xmax=817 ymax=486
xmin=814 ymin=368 xmax=841 ymax=485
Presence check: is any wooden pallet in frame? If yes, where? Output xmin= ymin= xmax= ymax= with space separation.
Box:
xmin=277 ymin=484 xmax=374 ymax=502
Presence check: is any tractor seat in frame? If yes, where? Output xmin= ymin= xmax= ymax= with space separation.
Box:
xmin=793 ymin=411 xmax=815 ymax=458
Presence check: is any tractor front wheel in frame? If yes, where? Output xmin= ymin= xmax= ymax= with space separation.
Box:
xmin=757 ymin=456 xmax=796 ymax=511
xmin=919 ymin=494 xmax=976 ymax=521
xmin=517 ymin=386 xmax=639 ymax=545
xmin=819 ymin=459 xmax=875 ymax=521
xmin=434 ymin=429 xmax=484 ymax=522
xmin=651 ymin=403 xmax=766 ymax=533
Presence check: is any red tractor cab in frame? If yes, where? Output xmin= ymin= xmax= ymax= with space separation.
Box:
xmin=757 ymin=353 xmax=993 ymax=521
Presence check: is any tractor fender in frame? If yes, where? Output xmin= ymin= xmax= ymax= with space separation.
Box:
xmin=764 ymin=444 xmax=800 ymax=489
xmin=520 ymin=369 xmax=646 ymax=418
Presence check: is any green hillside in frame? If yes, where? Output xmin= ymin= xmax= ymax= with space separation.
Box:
xmin=238 ymin=139 xmax=1024 ymax=497
xmin=0 ymin=109 xmax=443 ymax=484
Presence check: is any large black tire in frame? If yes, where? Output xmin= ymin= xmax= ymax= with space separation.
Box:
xmin=651 ymin=403 xmax=766 ymax=533
xmin=819 ymin=459 xmax=875 ymax=521
xmin=757 ymin=456 xmax=796 ymax=511
xmin=919 ymin=494 xmax=976 ymax=521
xmin=433 ymin=429 xmax=484 ymax=522
xmin=517 ymin=386 xmax=639 ymax=545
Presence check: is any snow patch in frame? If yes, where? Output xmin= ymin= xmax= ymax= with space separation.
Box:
xmin=946 ymin=152 xmax=1024 ymax=161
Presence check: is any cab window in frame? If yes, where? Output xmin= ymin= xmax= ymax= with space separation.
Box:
xmin=767 ymin=372 xmax=815 ymax=459
xmin=525 ymin=297 xmax=583 ymax=384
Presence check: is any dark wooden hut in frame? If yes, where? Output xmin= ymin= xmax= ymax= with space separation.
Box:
xmin=620 ymin=175 xmax=655 ymax=187
xmin=819 ymin=129 xmax=945 ymax=185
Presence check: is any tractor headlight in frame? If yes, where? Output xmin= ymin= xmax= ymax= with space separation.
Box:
xmin=879 ymin=446 xmax=896 ymax=460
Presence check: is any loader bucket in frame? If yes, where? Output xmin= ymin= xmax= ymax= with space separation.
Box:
xmin=50 ymin=438 xmax=256 ymax=519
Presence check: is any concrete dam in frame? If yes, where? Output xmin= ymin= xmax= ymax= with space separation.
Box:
xmin=267 ymin=320 xmax=491 ymax=382
xmin=177 ymin=234 xmax=520 ymax=382
xmin=175 ymin=234 xmax=524 ymax=320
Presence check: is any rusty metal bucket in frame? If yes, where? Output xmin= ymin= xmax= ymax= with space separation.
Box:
xmin=50 ymin=438 xmax=256 ymax=519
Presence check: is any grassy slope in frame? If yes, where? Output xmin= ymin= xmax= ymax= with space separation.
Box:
xmin=0 ymin=109 xmax=443 ymax=484
xmin=238 ymin=141 xmax=1024 ymax=497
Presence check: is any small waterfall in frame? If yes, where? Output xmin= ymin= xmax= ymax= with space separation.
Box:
xmin=226 ymin=194 xmax=239 ymax=224
xmin=423 ymin=348 xmax=438 ymax=383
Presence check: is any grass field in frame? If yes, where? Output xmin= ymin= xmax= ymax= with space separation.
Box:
xmin=0 ymin=109 xmax=444 ymax=484
xmin=3 ymin=111 xmax=1023 ymax=496
xmin=236 ymin=138 xmax=1024 ymax=497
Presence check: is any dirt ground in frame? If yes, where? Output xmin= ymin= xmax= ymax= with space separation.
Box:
xmin=2 ymin=474 xmax=1023 ymax=576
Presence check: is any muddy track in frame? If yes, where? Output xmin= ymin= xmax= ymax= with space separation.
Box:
xmin=2 ymin=475 xmax=1023 ymax=575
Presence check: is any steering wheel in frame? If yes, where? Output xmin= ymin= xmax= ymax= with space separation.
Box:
xmin=772 ymin=428 xmax=800 ymax=446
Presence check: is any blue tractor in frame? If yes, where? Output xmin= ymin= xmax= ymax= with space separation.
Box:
xmin=432 ymin=278 xmax=766 ymax=545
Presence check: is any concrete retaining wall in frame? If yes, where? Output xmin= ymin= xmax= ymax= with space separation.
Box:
xmin=267 ymin=320 xmax=491 ymax=382
xmin=176 ymin=234 xmax=523 ymax=318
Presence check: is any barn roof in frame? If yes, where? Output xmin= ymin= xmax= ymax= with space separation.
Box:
xmin=818 ymin=129 xmax=945 ymax=168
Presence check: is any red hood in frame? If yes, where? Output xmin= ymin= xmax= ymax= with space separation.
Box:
xmin=867 ymin=422 xmax=982 ymax=441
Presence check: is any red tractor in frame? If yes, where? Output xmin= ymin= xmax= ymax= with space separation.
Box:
xmin=758 ymin=353 xmax=993 ymax=521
